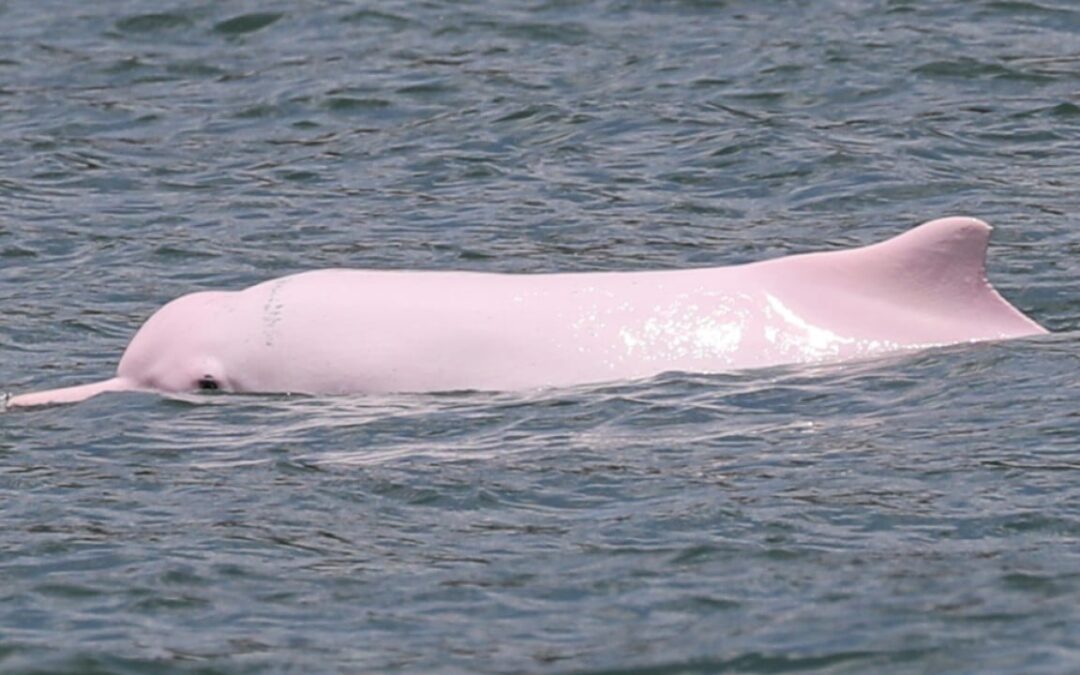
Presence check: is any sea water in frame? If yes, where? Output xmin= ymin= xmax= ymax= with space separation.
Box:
xmin=1 ymin=1 xmax=1079 ymax=672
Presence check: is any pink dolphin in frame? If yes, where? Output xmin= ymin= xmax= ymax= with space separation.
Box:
xmin=5 ymin=217 xmax=1046 ymax=408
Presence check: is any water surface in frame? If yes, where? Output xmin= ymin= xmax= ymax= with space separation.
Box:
xmin=2 ymin=1 xmax=1079 ymax=672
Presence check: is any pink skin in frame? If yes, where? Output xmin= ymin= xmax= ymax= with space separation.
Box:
xmin=5 ymin=217 xmax=1047 ymax=408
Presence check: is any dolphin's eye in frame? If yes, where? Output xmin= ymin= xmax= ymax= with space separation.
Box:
xmin=197 ymin=376 xmax=219 ymax=391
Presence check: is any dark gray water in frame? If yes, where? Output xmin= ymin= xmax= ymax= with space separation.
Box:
xmin=2 ymin=1 xmax=1079 ymax=672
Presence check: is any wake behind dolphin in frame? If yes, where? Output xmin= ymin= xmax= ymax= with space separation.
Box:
xmin=6 ymin=217 xmax=1047 ymax=408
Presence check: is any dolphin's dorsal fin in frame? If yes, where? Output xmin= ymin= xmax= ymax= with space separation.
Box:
xmin=799 ymin=216 xmax=1045 ymax=337
xmin=865 ymin=216 xmax=992 ymax=298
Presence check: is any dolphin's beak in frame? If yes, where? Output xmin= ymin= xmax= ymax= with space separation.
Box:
xmin=4 ymin=377 xmax=134 ymax=409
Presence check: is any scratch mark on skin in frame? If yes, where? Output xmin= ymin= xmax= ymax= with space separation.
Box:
xmin=263 ymin=279 xmax=288 ymax=347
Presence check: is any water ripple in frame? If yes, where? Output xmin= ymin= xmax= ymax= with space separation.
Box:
xmin=1 ymin=0 xmax=1079 ymax=673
